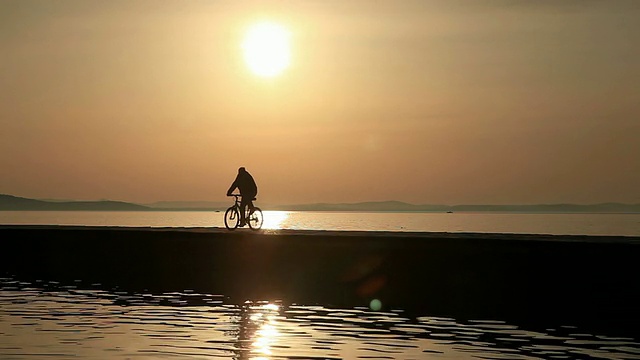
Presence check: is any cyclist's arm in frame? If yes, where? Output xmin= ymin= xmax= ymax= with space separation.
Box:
xmin=226 ymin=178 xmax=239 ymax=196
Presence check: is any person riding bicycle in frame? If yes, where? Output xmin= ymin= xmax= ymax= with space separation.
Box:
xmin=226 ymin=167 xmax=258 ymax=227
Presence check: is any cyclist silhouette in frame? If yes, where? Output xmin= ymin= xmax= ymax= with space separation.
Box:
xmin=226 ymin=167 xmax=258 ymax=227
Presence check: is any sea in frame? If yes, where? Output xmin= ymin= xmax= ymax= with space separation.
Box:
xmin=2 ymin=211 xmax=640 ymax=359
xmin=1 ymin=210 xmax=639 ymax=236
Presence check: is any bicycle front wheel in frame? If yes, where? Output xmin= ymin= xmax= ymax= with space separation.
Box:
xmin=247 ymin=207 xmax=263 ymax=230
xmin=224 ymin=206 xmax=240 ymax=230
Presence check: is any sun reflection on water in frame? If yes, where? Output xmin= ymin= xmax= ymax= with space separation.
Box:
xmin=238 ymin=301 xmax=281 ymax=360
xmin=261 ymin=211 xmax=289 ymax=230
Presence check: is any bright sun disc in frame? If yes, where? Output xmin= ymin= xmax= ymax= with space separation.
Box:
xmin=242 ymin=22 xmax=291 ymax=77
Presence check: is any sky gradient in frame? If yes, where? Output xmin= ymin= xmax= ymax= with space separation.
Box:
xmin=1 ymin=0 xmax=639 ymax=205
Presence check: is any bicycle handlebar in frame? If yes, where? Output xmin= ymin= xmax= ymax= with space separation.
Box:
xmin=227 ymin=194 xmax=257 ymax=201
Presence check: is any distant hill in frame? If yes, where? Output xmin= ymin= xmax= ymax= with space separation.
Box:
xmin=0 ymin=194 xmax=149 ymax=211
xmin=272 ymin=201 xmax=640 ymax=213
xmin=447 ymin=203 xmax=640 ymax=213
xmin=145 ymin=201 xmax=229 ymax=211
xmin=271 ymin=201 xmax=431 ymax=212
xmin=1 ymin=194 xmax=639 ymax=213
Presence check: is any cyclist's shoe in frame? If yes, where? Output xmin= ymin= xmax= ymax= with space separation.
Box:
xmin=239 ymin=220 xmax=247 ymax=227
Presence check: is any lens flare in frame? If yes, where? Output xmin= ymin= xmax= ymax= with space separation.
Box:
xmin=370 ymin=299 xmax=382 ymax=311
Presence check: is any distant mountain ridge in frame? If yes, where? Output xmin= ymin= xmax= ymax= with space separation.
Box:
xmin=145 ymin=200 xmax=230 ymax=210
xmin=0 ymin=194 xmax=149 ymax=211
xmin=1 ymin=194 xmax=638 ymax=213
xmin=270 ymin=201 xmax=640 ymax=213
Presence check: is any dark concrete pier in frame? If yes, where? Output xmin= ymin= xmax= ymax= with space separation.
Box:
xmin=1 ymin=226 xmax=639 ymax=335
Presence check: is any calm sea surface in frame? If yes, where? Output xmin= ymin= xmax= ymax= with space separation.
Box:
xmin=2 ymin=278 xmax=640 ymax=360
xmin=1 ymin=210 xmax=639 ymax=236
xmin=2 ymin=212 xmax=640 ymax=359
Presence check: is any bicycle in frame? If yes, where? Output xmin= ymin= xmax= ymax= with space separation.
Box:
xmin=224 ymin=194 xmax=264 ymax=230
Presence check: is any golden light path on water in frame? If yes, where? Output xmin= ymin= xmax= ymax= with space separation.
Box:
xmin=261 ymin=211 xmax=289 ymax=230
xmin=243 ymin=302 xmax=281 ymax=360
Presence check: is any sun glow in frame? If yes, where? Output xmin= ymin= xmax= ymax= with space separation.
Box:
xmin=242 ymin=21 xmax=291 ymax=77
xmin=261 ymin=211 xmax=289 ymax=230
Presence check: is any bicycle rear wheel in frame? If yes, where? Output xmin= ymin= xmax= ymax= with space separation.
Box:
xmin=224 ymin=206 xmax=240 ymax=230
xmin=247 ymin=207 xmax=263 ymax=230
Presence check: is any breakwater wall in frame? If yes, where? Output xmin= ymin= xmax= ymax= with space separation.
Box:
xmin=1 ymin=226 xmax=639 ymax=334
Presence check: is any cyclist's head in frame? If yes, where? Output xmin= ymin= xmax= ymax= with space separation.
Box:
xmin=238 ymin=167 xmax=246 ymax=173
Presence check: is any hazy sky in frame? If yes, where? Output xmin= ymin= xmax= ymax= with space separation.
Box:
xmin=1 ymin=0 xmax=639 ymax=205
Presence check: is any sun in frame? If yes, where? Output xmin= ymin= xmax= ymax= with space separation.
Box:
xmin=242 ymin=21 xmax=291 ymax=78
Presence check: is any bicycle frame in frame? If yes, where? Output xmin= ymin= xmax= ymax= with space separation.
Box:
xmin=229 ymin=194 xmax=253 ymax=214
xmin=225 ymin=194 xmax=263 ymax=230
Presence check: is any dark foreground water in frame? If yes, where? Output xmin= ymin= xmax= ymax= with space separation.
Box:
xmin=2 ymin=278 xmax=639 ymax=360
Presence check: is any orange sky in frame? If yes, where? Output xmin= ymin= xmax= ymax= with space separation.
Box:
xmin=1 ymin=0 xmax=639 ymax=205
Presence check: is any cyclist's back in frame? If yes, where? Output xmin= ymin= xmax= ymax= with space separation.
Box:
xmin=226 ymin=167 xmax=257 ymax=198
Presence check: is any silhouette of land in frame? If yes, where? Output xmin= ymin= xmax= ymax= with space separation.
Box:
xmin=2 ymin=194 xmax=639 ymax=213
xmin=270 ymin=201 xmax=640 ymax=213
xmin=1 ymin=225 xmax=639 ymax=337
xmin=0 ymin=194 xmax=149 ymax=211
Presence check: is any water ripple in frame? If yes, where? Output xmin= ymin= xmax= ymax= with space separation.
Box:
xmin=1 ymin=278 xmax=639 ymax=359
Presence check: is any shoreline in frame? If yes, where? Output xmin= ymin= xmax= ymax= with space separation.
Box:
xmin=2 ymin=224 xmax=639 ymax=243
xmin=2 ymin=225 xmax=639 ymax=336
xmin=2 ymin=209 xmax=640 ymax=214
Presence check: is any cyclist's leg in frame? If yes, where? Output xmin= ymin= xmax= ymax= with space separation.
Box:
xmin=244 ymin=193 xmax=256 ymax=216
xmin=239 ymin=197 xmax=249 ymax=225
